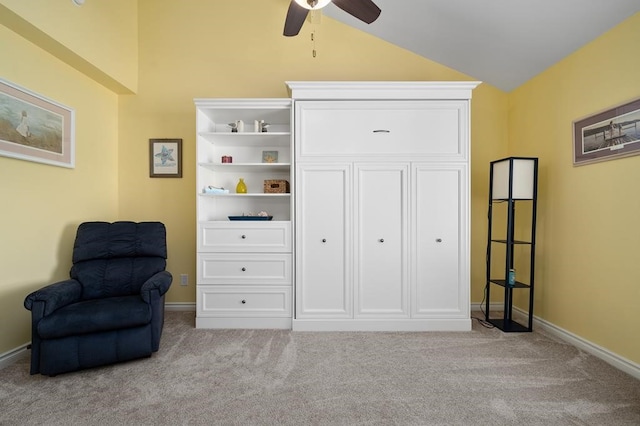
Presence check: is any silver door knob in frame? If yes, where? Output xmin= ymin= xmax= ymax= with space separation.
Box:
xmin=322 ymin=238 xmax=327 ymax=243
xmin=379 ymin=238 xmax=384 ymax=243
xmin=241 ymin=235 xmax=246 ymax=239
xmin=241 ymin=267 xmax=246 ymax=272
xmin=436 ymin=238 xmax=442 ymax=243
xmin=241 ymin=300 xmax=246 ymax=304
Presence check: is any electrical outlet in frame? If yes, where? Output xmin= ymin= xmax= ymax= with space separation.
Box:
xmin=180 ymin=274 xmax=188 ymax=286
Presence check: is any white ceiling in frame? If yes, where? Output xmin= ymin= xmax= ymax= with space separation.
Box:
xmin=322 ymin=0 xmax=640 ymax=92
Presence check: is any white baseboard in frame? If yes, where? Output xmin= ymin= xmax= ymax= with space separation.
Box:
xmin=512 ymin=307 xmax=640 ymax=380
xmin=0 ymin=343 xmax=29 ymax=370
xmin=165 ymin=302 xmax=196 ymax=311
xmin=471 ymin=303 xmax=640 ymax=380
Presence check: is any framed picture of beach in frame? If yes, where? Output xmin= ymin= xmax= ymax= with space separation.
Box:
xmin=0 ymin=78 xmax=75 ymax=168
xmin=573 ymin=98 xmax=640 ymax=166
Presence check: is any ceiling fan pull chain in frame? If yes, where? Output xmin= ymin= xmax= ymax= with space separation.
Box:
xmin=311 ymin=30 xmax=317 ymax=58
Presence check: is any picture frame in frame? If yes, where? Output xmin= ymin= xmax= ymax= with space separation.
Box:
xmin=0 ymin=78 xmax=75 ymax=168
xmin=573 ymin=98 xmax=640 ymax=166
xmin=149 ymin=138 xmax=182 ymax=178
xmin=262 ymin=150 xmax=278 ymax=163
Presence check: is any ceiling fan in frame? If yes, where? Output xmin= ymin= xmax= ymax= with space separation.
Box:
xmin=283 ymin=0 xmax=381 ymax=37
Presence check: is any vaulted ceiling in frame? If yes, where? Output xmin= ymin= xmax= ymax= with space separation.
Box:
xmin=320 ymin=0 xmax=640 ymax=92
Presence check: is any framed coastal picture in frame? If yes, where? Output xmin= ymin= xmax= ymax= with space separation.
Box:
xmin=0 ymin=78 xmax=75 ymax=168
xmin=149 ymin=138 xmax=182 ymax=178
xmin=573 ymin=98 xmax=640 ymax=166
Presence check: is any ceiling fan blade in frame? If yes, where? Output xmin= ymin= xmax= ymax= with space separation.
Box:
xmin=332 ymin=0 xmax=381 ymax=24
xmin=283 ymin=1 xmax=310 ymax=37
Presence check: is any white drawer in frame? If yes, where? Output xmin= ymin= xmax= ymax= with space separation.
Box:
xmin=198 ymin=253 xmax=292 ymax=285
xmin=198 ymin=286 xmax=291 ymax=317
xmin=198 ymin=221 xmax=291 ymax=252
xmin=296 ymin=100 xmax=467 ymax=159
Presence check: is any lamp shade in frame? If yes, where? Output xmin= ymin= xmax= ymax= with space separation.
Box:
xmin=491 ymin=157 xmax=537 ymax=200
xmin=294 ymin=0 xmax=332 ymax=9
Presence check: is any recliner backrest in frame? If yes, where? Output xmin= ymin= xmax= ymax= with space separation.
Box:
xmin=70 ymin=221 xmax=167 ymax=300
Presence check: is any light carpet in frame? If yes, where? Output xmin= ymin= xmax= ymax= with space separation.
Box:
xmin=1 ymin=311 xmax=639 ymax=425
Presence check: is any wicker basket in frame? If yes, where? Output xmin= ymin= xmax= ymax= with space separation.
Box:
xmin=263 ymin=179 xmax=290 ymax=193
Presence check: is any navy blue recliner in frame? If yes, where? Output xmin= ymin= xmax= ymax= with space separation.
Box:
xmin=24 ymin=221 xmax=173 ymax=376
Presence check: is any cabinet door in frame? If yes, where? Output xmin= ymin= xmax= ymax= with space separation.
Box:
xmin=296 ymin=100 xmax=467 ymax=160
xmin=296 ymin=164 xmax=352 ymax=318
xmin=354 ymin=164 xmax=409 ymax=318
xmin=412 ymin=164 xmax=469 ymax=318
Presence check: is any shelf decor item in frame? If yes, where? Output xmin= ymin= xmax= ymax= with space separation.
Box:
xmin=262 ymin=150 xmax=278 ymax=163
xmin=486 ymin=157 xmax=538 ymax=332
xmin=264 ymin=179 xmax=289 ymax=193
xmin=235 ymin=178 xmax=247 ymax=193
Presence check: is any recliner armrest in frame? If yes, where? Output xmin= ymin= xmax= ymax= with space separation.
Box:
xmin=24 ymin=279 xmax=83 ymax=316
xmin=140 ymin=271 xmax=172 ymax=303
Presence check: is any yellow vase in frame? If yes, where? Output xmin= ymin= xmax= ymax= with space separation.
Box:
xmin=236 ymin=178 xmax=247 ymax=194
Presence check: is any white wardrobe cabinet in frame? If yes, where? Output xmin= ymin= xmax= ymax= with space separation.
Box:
xmin=288 ymin=81 xmax=479 ymax=331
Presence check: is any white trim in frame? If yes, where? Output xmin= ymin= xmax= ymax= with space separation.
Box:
xmin=165 ymin=302 xmax=196 ymax=312
xmin=292 ymin=319 xmax=472 ymax=332
xmin=0 ymin=343 xmax=29 ymax=370
xmin=286 ymin=81 xmax=481 ymax=100
xmin=512 ymin=307 xmax=640 ymax=380
xmin=196 ymin=317 xmax=291 ymax=329
xmin=471 ymin=302 xmax=640 ymax=379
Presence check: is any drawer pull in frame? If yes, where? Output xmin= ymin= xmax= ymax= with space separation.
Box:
xmin=436 ymin=238 xmax=442 ymax=243
xmin=373 ymin=129 xmax=390 ymax=133
xmin=241 ymin=267 xmax=246 ymax=272
xmin=241 ymin=235 xmax=246 ymax=239
xmin=241 ymin=299 xmax=246 ymax=304
xmin=322 ymin=238 xmax=327 ymax=243
xmin=379 ymin=238 xmax=385 ymax=243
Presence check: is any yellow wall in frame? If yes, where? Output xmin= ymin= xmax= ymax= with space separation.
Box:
xmin=118 ymin=0 xmax=508 ymax=304
xmin=0 ymin=24 xmax=119 ymax=354
xmin=509 ymin=13 xmax=640 ymax=362
xmin=0 ymin=0 xmax=138 ymax=93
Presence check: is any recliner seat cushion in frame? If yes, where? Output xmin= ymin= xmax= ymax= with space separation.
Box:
xmin=37 ymin=295 xmax=152 ymax=339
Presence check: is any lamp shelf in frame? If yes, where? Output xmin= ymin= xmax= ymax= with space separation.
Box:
xmin=489 ymin=279 xmax=530 ymax=289
xmin=486 ymin=318 xmax=530 ymax=333
xmin=491 ymin=239 xmax=532 ymax=245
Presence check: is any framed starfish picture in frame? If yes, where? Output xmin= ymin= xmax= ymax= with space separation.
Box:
xmin=149 ymin=138 xmax=182 ymax=178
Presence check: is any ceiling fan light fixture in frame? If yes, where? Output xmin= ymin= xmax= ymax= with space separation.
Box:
xmin=294 ymin=0 xmax=331 ymax=10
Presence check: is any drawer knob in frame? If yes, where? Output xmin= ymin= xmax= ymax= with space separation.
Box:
xmin=322 ymin=238 xmax=327 ymax=243
xmin=379 ymin=238 xmax=384 ymax=243
xmin=241 ymin=235 xmax=246 ymax=239
xmin=241 ymin=300 xmax=246 ymax=304
xmin=436 ymin=238 xmax=442 ymax=243
xmin=241 ymin=267 xmax=246 ymax=272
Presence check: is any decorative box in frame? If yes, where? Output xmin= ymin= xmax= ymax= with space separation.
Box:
xmin=263 ymin=179 xmax=290 ymax=194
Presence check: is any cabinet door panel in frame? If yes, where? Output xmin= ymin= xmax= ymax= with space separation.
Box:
xmin=296 ymin=101 xmax=466 ymax=159
xmin=355 ymin=164 xmax=409 ymax=317
xmin=413 ymin=165 xmax=468 ymax=317
xmin=296 ymin=165 xmax=352 ymax=318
